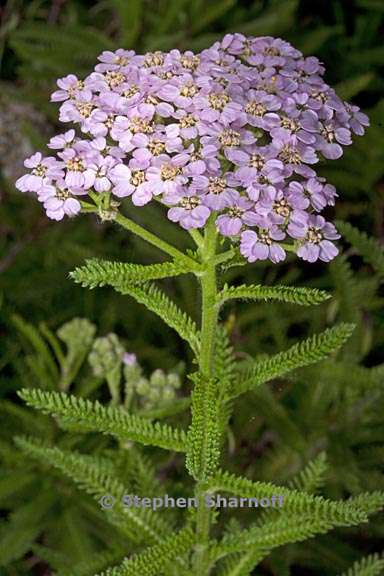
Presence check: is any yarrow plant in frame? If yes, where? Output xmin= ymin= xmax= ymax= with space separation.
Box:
xmin=15 ymin=34 xmax=382 ymax=576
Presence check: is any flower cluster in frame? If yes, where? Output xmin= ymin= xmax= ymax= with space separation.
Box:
xmin=16 ymin=35 xmax=368 ymax=263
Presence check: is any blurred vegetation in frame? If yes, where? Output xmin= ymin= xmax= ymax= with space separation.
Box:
xmin=0 ymin=0 xmax=383 ymax=574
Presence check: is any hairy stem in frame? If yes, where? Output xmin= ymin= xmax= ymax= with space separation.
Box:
xmin=193 ymin=217 xmax=219 ymax=575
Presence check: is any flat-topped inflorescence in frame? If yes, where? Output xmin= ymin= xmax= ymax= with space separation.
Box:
xmin=16 ymin=34 xmax=369 ymax=263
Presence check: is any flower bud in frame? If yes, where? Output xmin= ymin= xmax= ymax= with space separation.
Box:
xmin=58 ymin=318 xmax=96 ymax=351
xmin=88 ymin=333 xmax=125 ymax=378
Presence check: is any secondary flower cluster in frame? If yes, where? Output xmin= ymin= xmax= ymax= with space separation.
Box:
xmin=16 ymin=34 xmax=368 ymax=263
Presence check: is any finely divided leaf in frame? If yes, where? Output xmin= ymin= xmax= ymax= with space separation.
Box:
xmin=18 ymin=389 xmax=187 ymax=452
xmin=186 ymin=374 xmax=221 ymax=480
xmin=336 ymin=221 xmax=384 ymax=279
xmin=70 ymin=258 xmax=190 ymax=288
xmin=339 ymin=553 xmax=384 ymax=576
xmin=205 ymin=470 xmax=383 ymax=524
xmin=288 ymin=452 xmax=328 ymax=494
xmin=97 ymin=527 xmax=195 ymax=576
xmin=118 ymin=283 xmax=200 ymax=354
xmin=232 ymin=323 xmax=355 ymax=398
xmin=15 ymin=437 xmax=171 ymax=544
xmin=218 ymin=284 xmax=330 ymax=306
xmin=210 ymin=514 xmax=349 ymax=564
xmin=71 ymin=259 xmax=200 ymax=354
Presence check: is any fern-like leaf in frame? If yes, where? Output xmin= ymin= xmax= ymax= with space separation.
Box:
xmin=102 ymin=281 xmax=200 ymax=354
xmin=70 ymin=258 xmax=190 ymax=288
xmin=215 ymin=552 xmax=263 ymax=576
xmin=205 ymin=470 xmax=383 ymax=523
xmin=186 ymin=374 xmax=221 ymax=480
xmin=15 ymin=436 xmax=172 ymax=545
xmin=339 ymin=553 xmax=384 ymax=576
xmin=336 ymin=221 xmax=384 ymax=279
xmin=288 ymin=452 xmax=328 ymax=494
xmin=209 ymin=513 xmax=357 ymax=564
xmin=218 ymin=284 xmax=330 ymax=306
xmin=12 ymin=314 xmax=58 ymax=386
xmin=97 ymin=527 xmax=195 ymax=576
xmin=18 ymin=389 xmax=187 ymax=452
xmin=63 ymin=547 xmax=127 ymax=576
xmin=231 ymin=323 xmax=355 ymax=398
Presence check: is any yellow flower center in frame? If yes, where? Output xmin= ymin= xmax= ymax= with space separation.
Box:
xmin=123 ymin=85 xmax=139 ymax=98
xmin=160 ymin=163 xmax=180 ymax=181
xmin=148 ymin=140 xmax=166 ymax=156
xmin=307 ymin=227 xmax=323 ymax=244
xmin=219 ymin=129 xmax=241 ymax=148
xmin=130 ymin=117 xmax=153 ymax=134
xmin=32 ymin=165 xmax=47 ymax=177
xmin=180 ymin=114 xmax=196 ymax=128
xmin=273 ymin=199 xmax=291 ymax=217
xmin=278 ymin=145 xmax=301 ymax=165
xmin=245 ymin=101 xmax=266 ymax=116
xmin=249 ymin=154 xmax=265 ymax=169
xmin=208 ymin=93 xmax=230 ymax=111
xmin=280 ymin=117 xmax=299 ymax=132
xmin=67 ymin=80 xmax=84 ymax=98
xmin=130 ymin=170 xmax=145 ymax=186
xmin=106 ymin=71 xmax=126 ymax=88
xmin=76 ymin=102 xmax=94 ymax=118
xmin=180 ymin=55 xmax=200 ymax=70
xmin=208 ymin=177 xmax=226 ymax=194
xmin=228 ymin=206 xmax=243 ymax=218
xmin=180 ymin=83 xmax=198 ymax=97
xmin=180 ymin=196 xmax=200 ymax=209
xmin=144 ymin=51 xmax=164 ymax=67
xmin=259 ymin=231 xmax=272 ymax=245
xmin=66 ymin=157 xmax=84 ymax=172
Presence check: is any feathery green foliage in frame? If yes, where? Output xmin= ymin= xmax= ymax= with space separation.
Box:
xmin=339 ymin=553 xmax=384 ymax=576
xmin=14 ymin=436 xmax=172 ymax=544
xmin=10 ymin=22 xmax=113 ymax=79
xmin=210 ymin=516 xmax=342 ymax=562
xmin=218 ymin=283 xmax=331 ymax=306
xmin=11 ymin=314 xmax=59 ymax=388
xmin=17 ymin=389 xmax=187 ymax=452
xmin=336 ymin=221 xmax=384 ymax=279
xmin=205 ymin=470 xmax=384 ymax=522
xmin=232 ymin=323 xmax=356 ymax=398
xmin=69 ymin=550 xmax=128 ymax=576
xmin=215 ymin=552 xmax=266 ymax=576
xmin=70 ymin=258 xmax=191 ymax=288
xmin=288 ymin=452 xmax=328 ymax=494
xmin=96 ymin=279 xmax=201 ymax=355
xmin=186 ymin=374 xmax=221 ymax=480
xmin=97 ymin=526 xmax=195 ymax=575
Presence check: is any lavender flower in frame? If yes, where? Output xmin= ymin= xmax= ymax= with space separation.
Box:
xmin=16 ymin=153 xmax=64 ymax=192
xmin=240 ymin=228 xmax=286 ymax=263
xmin=166 ymin=190 xmax=211 ymax=229
xmin=16 ymin=35 xmax=368 ymax=263
xmin=38 ymin=184 xmax=81 ymax=221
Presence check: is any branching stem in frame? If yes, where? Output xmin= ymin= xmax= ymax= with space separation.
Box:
xmin=115 ymin=213 xmax=199 ymax=269
xmin=80 ymin=202 xmax=199 ymax=269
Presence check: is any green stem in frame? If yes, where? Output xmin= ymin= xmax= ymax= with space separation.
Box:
xmin=188 ymin=228 xmax=204 ymax=249
xmin=80 ymin=202 xmax=198 ymax=268
xmin=199 ymin=220 xmax=218 ymax=377
xmin=115 ymin=213 xmax=198 ymax=268
xmin=193 ymin=217 xmax=219 ymax=575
